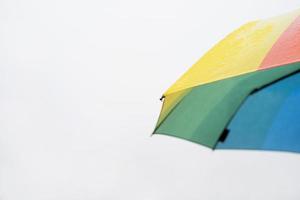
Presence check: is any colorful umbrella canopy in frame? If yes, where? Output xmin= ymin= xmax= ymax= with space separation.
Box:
xmin=153 ymin=9 xmax=300 ymax=153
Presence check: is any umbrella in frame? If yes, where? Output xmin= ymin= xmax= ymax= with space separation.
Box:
xmin=153 ymin=9 xmax=300 ymax=153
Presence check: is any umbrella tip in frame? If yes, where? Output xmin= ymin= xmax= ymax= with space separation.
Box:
xmin=219 ymin=128 xmax=230 ymax=143
xmin=159 ymin=95 xmax=165 ymax=101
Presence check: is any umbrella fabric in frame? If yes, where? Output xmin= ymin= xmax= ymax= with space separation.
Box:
xmin=154 ymin=9 xmax=300 ymax=153
xmin=216 ymin=70 xmax=300 ymax=152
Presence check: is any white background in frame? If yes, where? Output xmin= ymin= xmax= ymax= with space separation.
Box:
xmin=1 ymin=0 xmax=300 ymax=199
